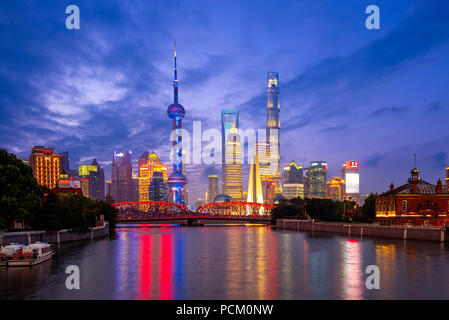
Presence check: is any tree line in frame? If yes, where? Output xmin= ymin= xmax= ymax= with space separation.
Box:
xmin=271 ymin=194 xmax=377 ymax=223
xmin=0 ymin=148 xmax=117 ymax=231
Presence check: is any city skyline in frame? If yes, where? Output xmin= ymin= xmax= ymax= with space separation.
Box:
xmin=1 ymin=0 xmax=449 ymax=203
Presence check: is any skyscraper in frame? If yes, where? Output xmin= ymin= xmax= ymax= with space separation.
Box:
xmin=167 ymin=42 xmax=187 ymax=204
xmin=247 ymin=152 xmax=264 ymax=204
xmin=224 ymin=125 xmax=243 ymax=200
xmin=327 ymin=177 xmax=345 ymax=201
xmin=283 ymin=184 xmax=304 ymax=199
xmin=138 ymin=151 xmax=150 ymax=177
xmin=29 ymin=146 xmax=61 ymax=189
xmin=60 ymin=151 xmax=70 ymax=174
xmin=283 ymin=161 xmax=303 ymax=185
xmin=341 ymin=161 xmax=360 ymax=201
xmin=138 ymin=151 xmax=168 ymax=202
xmin=207 ymin=175 xmax=219 ymax=204
xmin=221 ymin=109 xmax=239 ymax=193
xmin=79 ymin=159 xmax=105 ymax=200
xmin=149 ymin=171 xmax=169 ymax=202
xmin=111 ymin=150 xmax=133 ymax=203
xmin=309 ymin=161 xmax=327 ymax=198
xmin=266 ymin=72 xmax=281 ymax=194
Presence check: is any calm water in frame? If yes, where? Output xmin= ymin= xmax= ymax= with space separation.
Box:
xmin=1 ymin=224 xmax=449 ymax=300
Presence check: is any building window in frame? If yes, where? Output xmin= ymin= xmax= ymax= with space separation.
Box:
xmin=402 ymin=200 xmax=407 ymax=212
xmin=383 ymin=201 xmax=386 ymax=212
xmin=391 ymin=200 xmax=395 ymax=211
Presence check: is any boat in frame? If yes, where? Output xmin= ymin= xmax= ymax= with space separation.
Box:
xmin=0 ymin=242 xmax=55 ymax=267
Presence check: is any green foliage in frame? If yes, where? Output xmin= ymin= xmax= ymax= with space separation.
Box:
xmin=0 ymin=148 xmax=118 ymax=231
xmin=272 ymin=197 xmax=363 ymax=223
xmin=0 ymin=149 xmax=43 ymax=229
xmin=361 ymin=193 xmax=377 ymax=222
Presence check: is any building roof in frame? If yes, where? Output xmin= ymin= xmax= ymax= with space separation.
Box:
xmin=381 ymin=180 xmax=441 ymax=196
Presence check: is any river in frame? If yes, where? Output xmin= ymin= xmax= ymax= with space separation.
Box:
xmin=1 ymin=224 xmax=449 ymax=299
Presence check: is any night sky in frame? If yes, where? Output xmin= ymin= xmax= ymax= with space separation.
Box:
xmin=1 ymin=0 xmax=448 ymax=202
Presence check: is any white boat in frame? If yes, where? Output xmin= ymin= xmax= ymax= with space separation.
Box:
xmin=0 ymin=242 xmax=55 ymax=267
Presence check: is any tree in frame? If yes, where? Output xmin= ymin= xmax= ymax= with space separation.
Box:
xmin=0 ymin=149 xmax=43 ymax=229
xmin=361 ymin=193 xmax=377 ymax=222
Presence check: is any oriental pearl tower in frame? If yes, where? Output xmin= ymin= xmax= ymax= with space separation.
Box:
xmin=167 ymin=41 xmax=187 ymax=204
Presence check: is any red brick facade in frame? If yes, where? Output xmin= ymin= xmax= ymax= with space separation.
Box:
xmin=375 ymin=169 xmax=449 ymax=227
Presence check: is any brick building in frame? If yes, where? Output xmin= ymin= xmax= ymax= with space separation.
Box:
xmin=375 ymin=168 xmax=449 ymax=226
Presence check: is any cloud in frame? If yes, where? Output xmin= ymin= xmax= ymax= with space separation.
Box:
xmin=370 ymin=106 xmax=408 ymax=117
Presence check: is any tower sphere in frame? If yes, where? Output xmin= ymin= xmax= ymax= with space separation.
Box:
xmin=167 ymin=102 xmax=185 ymax=119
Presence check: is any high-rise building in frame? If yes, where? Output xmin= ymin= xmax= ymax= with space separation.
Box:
xmin=149 ymin=171 xmax=168 ymax=202
xmin=341 ymin=161 xmax=360 ymax=201
xmin=247 ymin=152 xmax=264 ymax=204
xmin=221 ymin=109 xmax=239 ymax=193
xmin=224 ymin=125 xmax=243 ymax=200
xmin=283 ymin=183 xmax=304 ymax=199
xmin=303 ymin=167 xmax=311 ymax=198
xmin=283 ymin=161 xmax=303 ymax=185
xmin=309 ymin=161 xmax=327 ymax=198
xmin=111 ymin=150 xmax=133 ymax=203
xmin=90 ymin=159 xmax=105 ymax=200
xmin=138 ymin=151 xmax=168 ymax=202
xmin=60 ymin=152 xmax=70 ymax=175
xmin=207 ymin=175 xmax=219 ymax=204
xmin=138 ymin=151 xmax=150 ymax=177
xmin=78 ymin=159 xmax=105 ymax=200
xmin=106 ymin=179 xmax=112 ymax=198
xmin=29 ymin=146 xmax=61 ymax=189
xmin=266 ymin=72 xmax=281 ymax=194
xmin=167 ymin=42 xmax=187 ymax=205
xmin=261 ymin=177 xmax=275 ymax=204
xmin=327 ymin=177 xmax=345 ymax=201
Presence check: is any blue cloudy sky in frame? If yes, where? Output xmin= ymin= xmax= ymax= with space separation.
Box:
xmin=1 ymin=0 xmax=448 ymax=202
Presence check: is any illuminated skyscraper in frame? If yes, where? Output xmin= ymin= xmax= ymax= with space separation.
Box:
xmin=247 ymin=152 xmax=264 ymax=204
xmin=283 ymin=161 xmax=303 ymax=185
xmin=309 ymin=161 xmax=327 ymax=198
xmin=327 ymin=177 xmax=345 ymax=201
xmin=266 ymin=72 xmax=281 ymax=194
xmin=341 ymin=161 xmax=360 ymax=201
xmin=224 ymin=125 xmax=242 ymax=200
xmin=221 ymin=109 xmax=239 ymax=192
xmin=29 ymin=146 xmax=61 ymax=189
xmin=111 ymin=150 xmax=133 ymax=203
xmin=207 ymin=175 xmax=219 ymax=204
xmin=167 ymin=42 xmax=187 ymax=204
xmin=138 ymin=151 xmax=150 ymax=177
xmin=149 ymin=170 xmax=168 ymax=202
xmin=78 ymin=159 xmax=105 ymax=200
xmin=138 ymin=151 xmax=168 ymax=202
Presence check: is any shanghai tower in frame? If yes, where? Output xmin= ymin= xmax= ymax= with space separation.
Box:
xmin=167 ymin=42 xmax=187 ymax=204
xmin=266 ymin=72 xmax=282 ymax=194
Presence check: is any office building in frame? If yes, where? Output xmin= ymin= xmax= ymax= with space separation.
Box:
xmin=111 ymin=150 xmax=133 ymax=203
xmin=283 ymin=183 xmax=304 ymax=199
xmin=341 ymin=161 xmax=360 ymax=202
xmin=207 ymin=175 xmax=219 ymax=204
xmin=29 ymin=146 xmax=61 ymax=189
xmin=149 ymin=170 xmax=168 ymax=202
xmin=309 ymin=161 xmax=327 ymax=198
xmin=327 ymin=177 xmax=345 ymax=201
xmin=223 ymin=125 xmax=243 ymax=200
xmin=221 ymin=109 xmax=239 ymax=193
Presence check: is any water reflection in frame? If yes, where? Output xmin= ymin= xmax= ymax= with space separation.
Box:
xmin=2 ymin=225 xmax=449 ymax=299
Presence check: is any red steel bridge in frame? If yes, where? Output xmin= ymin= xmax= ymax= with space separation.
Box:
xmin=112 ymin=201 xmax=275 ymax=222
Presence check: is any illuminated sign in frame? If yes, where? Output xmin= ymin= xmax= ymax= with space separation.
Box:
xmin=345 ymin=161 xmax=359 ymax=169
xmin=115 ymin=152 xmax=124 ymax=157
xmin=345 ymin=172 xmax=359 ymax=193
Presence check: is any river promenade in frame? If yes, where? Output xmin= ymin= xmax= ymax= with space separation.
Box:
xmin=277 ymin=219 xmax=448 ymax=242
xmin=0 ymin=222 xmax=109 ymax=245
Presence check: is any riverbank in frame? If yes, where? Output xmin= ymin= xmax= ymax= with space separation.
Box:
xmin=277 ymin=219 xmax=448 ymax=242
xmin=0 ymin=222 xmax=109 ymax=245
